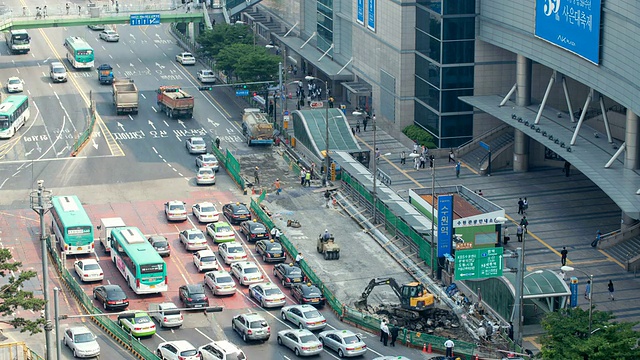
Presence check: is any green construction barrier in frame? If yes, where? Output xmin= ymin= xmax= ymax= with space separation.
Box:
xmin=210 ymin=143 xmax=246 ymax=191
xmin=71 ymin=100 xmax=96 ymax=156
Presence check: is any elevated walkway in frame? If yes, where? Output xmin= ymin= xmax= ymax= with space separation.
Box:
xmin=225 ymin=0 xmax=262 ymax=19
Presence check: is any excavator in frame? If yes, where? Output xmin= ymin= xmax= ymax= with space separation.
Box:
xmin=354 ymin=277 xmax=435 ymax=320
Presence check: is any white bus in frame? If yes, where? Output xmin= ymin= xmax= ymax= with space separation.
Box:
xmin=0 ymin=95 xmax=30 ymax=139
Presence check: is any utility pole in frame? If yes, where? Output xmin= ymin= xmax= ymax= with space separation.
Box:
xmin=277 ymin=61 xmax=283 ymax=125
xmin=54 ymin=287 xmax=61 ymax=360
xmin=430 ymin=158 xmax=436 ymax=278
xmin=30 ymin=180 xmax=53 ymax=360
xmin=513 ymin=244 xmax=525 ymax=348
xmin=372 ymin=115 xmax=377 ymax=223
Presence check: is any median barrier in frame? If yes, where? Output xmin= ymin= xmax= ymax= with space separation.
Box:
xmin=211 ymin=143 xmax=245 ymax=191
xmin=71 ymin=98 xmax=96 ymax=157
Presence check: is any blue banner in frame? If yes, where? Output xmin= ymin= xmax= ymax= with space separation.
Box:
xmin=357 ymin=0 xmax=364 ymax=25
xmin=535 ymin=0 xmax=601 ymax=64
xmin=437 ymin=195 xmax=454 ymax=257
xmin=570 ymin=276 xmax=579 ymax=308
xmin=367 ymin=0 xmax=376 ymax=32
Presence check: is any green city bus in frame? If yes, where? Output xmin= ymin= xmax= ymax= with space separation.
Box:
xmin=64 ymin=36 xmax=94 ymax=69
xmin=0 ymin=95 xmax=29 ymax=139
xmin=110 ymin=227 xmax=168 ymax=294
xmin=50 ymin=195 xmax=95 ymax=255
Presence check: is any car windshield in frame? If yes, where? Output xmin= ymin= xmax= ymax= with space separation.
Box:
xmin=134 ymin=316 xmax=151 ymax=324
xmin=107 ymin=289 xmax=126 ymax=300
xmin=217 ymin=276 xmax=233 ymax=283
xmin=227 ymin=246 xmax=243 ymax=253
xmin=235 ymin=208 xmax=249 ymax=214
xmin=303 ymin=310 xmax=320 ymax=318
xmin=180 ymin=350 xmax=198 ymax=356
xmin=343 ymin=335 xmax=360 ymax=344
xmin=264 ymin=288 xmax=281 ymax=296
xmin=203 ymin=155 xmax=217 ymax=162
xmin=153 ymin=240 xmax=168 ymax=247
xmin=300 ymin=335 xmax=317 ymax=343
xmin=192 ymin=139 xmax=205 ymax=145
xmin=74 ymin=333 xmax=94 ymax=343
xmin=190 ymin=232 xmax=205 ymax=240
xmin=199 ymin=169 xmax=213 ymax=175
xmin=169 ymin=205 xmax=184 ymax=211
xmin=244 ymin=267 xmax=259 ymax=274
xmin=201 ymin=256 xmax=216 ymax=262
xmin=249 ymin=320 xmax=267 ymax=328
xmin=288 ymin=268 xmax=302 ymax=275
xmin=217 ymin=226 xmax=231 ymax=232
xmin=8 ymin=79 xmax=20 ymax=84
xmin=84 ymin=264 xmax=100 ymax=271
xmin=201 ymin=206 xmax=216 ymax=213
xmin=53 ymin=67 xmax=65 ymax=73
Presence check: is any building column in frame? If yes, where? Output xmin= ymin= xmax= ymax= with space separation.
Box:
xmin=621 ymin=211 xmax=639 ymax=230
xmin=625 ymin=110 xmax=639 ymax=170
xmin=513 ymin=55 xmax=532 ymax=172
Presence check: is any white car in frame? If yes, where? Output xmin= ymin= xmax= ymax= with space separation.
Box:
xmin=64 ymin=326 xmax=100 ymax=358
xmin=156 ymin=340 xmax=200 ymax=360
xmin=230 ymin=261 xmax=264 ymax=286
xmin=318 ymin=329 xmax=368 ymax=357
xmin=186 ymin=136 xmax=207 ymax=154
xmin=195 ymin=167 xmax=216 ymax=186
xmin=217 ymin=242 xmax=248 ymax=264
xmin=192 ymin=202 xmax=220 ymax=223
xmin=277 ymin=329 xmax=323 ymax=357
xmin=176 ymin=52 xmax=196 ymax=65
xmin=204 ymin=270 xmax=237 ymax=296
xmin=74 ymin=259 xmax=104 ymax=282
xmin=165 ymin=200 xmax=187 ymax=221
xmin=199 ymin=340 xmax=245 ymax=360
xmin=149 ymin=302 xmax=183 ymax=328
xmin=180 ymin=229 xmax=208 ymax=251
xmin=6 ymin=77 xmax=23 ymax=93
xmin=281 ymin=304 xmax=327 ymax=331
xmin=193 ymin=249 xmax=219 ymax=272
xmin=249 ymin=282 xmax=286 ymax=308
xmin=99 ymin=29 xmax=119 ymax=42
xmin=197 ymin=69 xmax=216 ymax=83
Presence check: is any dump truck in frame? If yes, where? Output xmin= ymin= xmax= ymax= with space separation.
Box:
xmin=97 ymin=64 xmax=114 ymax=84
xmin=317 ymin=233 xmax=340 ymax=260
xmin=112 ymin=78 xmax=139 ymax=115
xmin=156 ymin=86 xmax=194 ymax=119
xmin=97 ymin=217 xmax=126 ymax=253
xmin=242 ymin=108 xmax=274 ymax=146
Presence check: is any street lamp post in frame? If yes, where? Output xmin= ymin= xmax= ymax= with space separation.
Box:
xmin=561 ymin=265 xmax=594 ymax=333
xmin=305 ymin=76 xmax=330 ymax=185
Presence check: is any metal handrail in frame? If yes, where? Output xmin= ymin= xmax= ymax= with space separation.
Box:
xmin=456 ymin=123 xmax=510 ymax=151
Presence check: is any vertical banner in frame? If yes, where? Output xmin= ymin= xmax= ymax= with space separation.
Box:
xmin=357 ymin=0 xmax=364 ymax=25
xmin=534 ymin=0 xmax=602 ymax=64
xmin=570 ymin=277 xmax=579 ymax=308
xmin=437 ymin=195 xmax=453 ymax=257
xmin=367 ymin=0 xmax=376 ymax=32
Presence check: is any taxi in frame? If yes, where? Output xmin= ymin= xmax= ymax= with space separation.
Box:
xmin=248 ymin=282 xmax=286 ymax=308
xmin=255 ymin=239 xmax=286 ymax=263
xmin=118 ymin=312 xmax=156 ymax=338
xmin=230 ymin=261 xmax=264 ymax=286
xmin=206 ymin=221 xmax=235 ymax=243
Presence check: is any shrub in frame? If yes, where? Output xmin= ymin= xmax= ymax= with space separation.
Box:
xmin=402 ymin=125 xmax=436 ymax=148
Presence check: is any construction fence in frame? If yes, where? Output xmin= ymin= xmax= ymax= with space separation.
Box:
xmin=0 ymin=342 xmax=43 ymax=360
xmin=71 ymin=95 xmax=96 ymax=157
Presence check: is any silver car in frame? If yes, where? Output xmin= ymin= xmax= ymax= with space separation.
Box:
xmin=63 ymin=326 xmax=100 ymax=358
xmin=281 ymin=304 xmax=327 ymax=331
xmin=204 ymin=270 xmax=237 ymax=296
xmin=195 ymin=153 xmax=219 ymax=171
xmin=99 ymin=29 xmax=119 ymax=42
xmin=217 ymin=242 xmax=248 ymax=264
xmin=179 ymin=229 xmax=207 ymax=251
xmin=318 ymin=329 xmax=368 ymax=357
xmin=195 ymin=167 xmax=216 ymax=185
xmin=231 ymin=313 xmax=270 ymax=342
xmin=164 ymin=200 xmax=187 ymax=221
xmin=249 ymin=282 xmax=286 ymax=308
xmin=186 ymin=137 xmax=207 ymax=154
xmin=277 ymin=329 xmax=323 ymax=357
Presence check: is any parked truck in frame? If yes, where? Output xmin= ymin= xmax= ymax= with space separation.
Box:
xmin=112 ymin=78 xmax=139 ymax=115
xmin=97 ymin=63 xmax=114 ymax=84
xmin=97 ymin=217 xmax=126 ymax=253
xmin=242 ymin=108 xmax=274 ymax=146
xmin=156 ymin=86 xmax=194 ymax=119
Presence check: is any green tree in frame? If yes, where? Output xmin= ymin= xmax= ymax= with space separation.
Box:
xmin=234 ymin=50 xmax=280 ymax=82
xmin=197 ymin=23 xmax=254 ymax=58
xmin=216 ymin=43 xmax=255 ymax=78
xmin=539 ymin=307 xmax=640 ymax=360
xmin=0 ymin=248 xmax=46 ymax=334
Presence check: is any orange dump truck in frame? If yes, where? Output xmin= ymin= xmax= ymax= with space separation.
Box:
xmin=156 ymin=85 xmax=194 ymax=119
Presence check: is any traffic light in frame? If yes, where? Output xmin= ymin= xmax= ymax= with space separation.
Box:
xmin=252 ymin=92 xmax=257 ymax=96
xmin=198 ymin=86 xmax=213 ymax=91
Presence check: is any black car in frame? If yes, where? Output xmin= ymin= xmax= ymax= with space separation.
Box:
xmin=148 ymin=235 xmax=170 ymax=257
xmin=240 ymin=220 xmax=269 ymax=242
xmin=255 ymin=239 xmax=286 ymax=263
xmin=93 ymin=284 xmax=129 ymax=311
xmin=291 ymin=283 xmax=325 ymax=307
xmin=273 ymin=263 xmax=306 ymax=287
xmin=222 ymin=202 xmax=251 ymax=224
xmin=179 ymin=284 xmax=209 ymax=308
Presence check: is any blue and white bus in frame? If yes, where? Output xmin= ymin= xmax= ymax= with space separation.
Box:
xmin=0 ymin=95 xmax=29 ymax=139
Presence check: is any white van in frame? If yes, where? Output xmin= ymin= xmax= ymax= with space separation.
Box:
xmin=149 ymin=302 xmax=183 ymax=328
xmin=49 ymin=61 xmax=67 ymax=83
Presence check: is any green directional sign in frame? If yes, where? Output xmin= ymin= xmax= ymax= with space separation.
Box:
xmin=454 ymin=247 xmax=504 ymax=280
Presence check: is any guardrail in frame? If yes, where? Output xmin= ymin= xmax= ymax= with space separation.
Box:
xmin=71 ymin=94 xmax=96 ymax=157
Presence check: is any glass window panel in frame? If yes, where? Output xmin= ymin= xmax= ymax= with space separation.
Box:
xmin=443 ymin=17 xmax=475 ymax=40
xmin=415 ymin=77 xmax=440 ymax=111
xmin=416 ymin=7 xmax=441 ymax=39
xmin=441 ymin=114 xmax=473 ymax=137
xmin=416 ymin=31 xmax=441 ymax=62
xmin=415 ymin=55 xmax=440 ymax=87
xmin=441 ymin=66 xmax=474 ymax=89
xmin=442 ymin=40 xmax=475 ymax=64
xmin=417 ymin=0 xmax=442 ymax=14
xmin=414 ymin=102 xmax=440 ymax=135
xmin=443 ymin=0 xmax=475 ymax=15
xmin=441 ymin=89 xmax=473 ymax=112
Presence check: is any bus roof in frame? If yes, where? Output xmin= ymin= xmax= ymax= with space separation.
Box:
xmin=111 ymin=227 xmax=164 ymax=265
xmin=65 ymin=36 xmax=92 ymax=50
xmin=0 ymin=95 xmax=27 ymax=115
xmin=51 ymin=195 xmax=93 ymax=229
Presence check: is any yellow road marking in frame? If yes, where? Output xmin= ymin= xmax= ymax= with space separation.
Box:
xmin=503 ymin=214 xmax=568 ymax=261
xmin=528 ymin=258 xmax=611 ymax=271
xmin=0 ymin=211 xmax=38 ymax=222
xmin=523 ymin=336 xmax=542 ymax=350
xmin=598 ymin=248 xmax=626 ymax=269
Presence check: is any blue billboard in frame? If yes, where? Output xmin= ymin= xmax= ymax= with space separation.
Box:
xmin=367 ymin=0 xmax=376 ymax=32
xmin=535 ymin=0 xmax=602 ymax=64
xmin=437 ymin=195 xmax=454 ymax=257
xmin=357 ymin=0 xmax=364 ymax=25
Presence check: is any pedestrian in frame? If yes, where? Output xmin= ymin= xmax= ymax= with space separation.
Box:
xmin=363 ymin=116 xmax=369 ymax=131
xmin=560 ymin=247 xmax=568 ymax=266
xmin=477 ymin=325 xmax=487 ymax=342
xmin=212 ymin=18 xmax=216 ymax=26
xmin=215 ymin=136 xmax=221 ymax=149
xmin=414 ymin=156 xmax=420 ymax=171
xmin=116 ymin=2 xmax=119 ymax=13
xmin=186 ymin=2 xmax=191 ymax=12
xmin=503 ymin=225 xmax=510 ymax=245
xmin=355 ymin=119 xmax=360 ymax=132
xmin=518 ymin=198 xmax=524 ymax=215
xmin=585 ymin=280 xmax=591 ymax=299
xmin=304 ymin=171 xmax=311 ymax=187
xmin=389 ymin=323 xmax=399 ymax=347
xmin=608 ymin=280 xmax=614 ymax=300
xmin=253 ymin=166 xmax=260 ymax=185
xmin=400 ymin=151 xmax=406 ymax=165
xmin=419 ymin=154 xmax=425 ymax=169
xmin=270 ymin=227 xmax=282 ymax=241
xmin=274 ymin=178 xmax=282 ymax=195
xmin=23 ymin=6 xmax=27 ymax=16
xmin=449 ymin=149 xmax=455 ymax=163
xmin=43 ymin=5 xmax=47 ymax=17
xmin=380 ymin=321 xmax=389 ymax=346
xmin=455 ymin=161 xmax=461 ymax=178
xmin=65 ymin=3 xmax=70 ymax=14
xmin=78 ymin=5 xmax=82 ymax=15
xmin=523 ymin=197 xmax=529 ymax=213
xmin=413 ymin=141 xmax=419 ymax=154
xmin=379 ymin=320 xmax=386 ymax=342
xmin=486 ymin=321 xmax=494 ymax=341
xmin=293 ymin=65 xmax=298 ymax=75
xmin=429 ymin=154 xmax=434 ymax=169
xmin=324 ymin=190 xmax=331 ymax=208
xmin=328 ymin=96 xmax=334 ymax=108
xmin=516 ymin=224 xmax=523 ymax=242
xmin=508 ymin=322 xmax=514 ymax=341
xmin=477 ymin=189 xmax=484 ymax=196
xmin=520 ymin=216 xmax=528 ymax=233
xmin=35 ymin=7 xmax=41 ymax=19
xmin=444 ymin=339 xmax=454 ymax=357
xmin=351 ymin=127 xmax=355 ymax=136
xmin=300 ymin=169 xmax=306 ymax=186
xmin=295 ymin=252 xmax=303 ymax=266
xmin=564 ymin=161 xmax=571 ymax=177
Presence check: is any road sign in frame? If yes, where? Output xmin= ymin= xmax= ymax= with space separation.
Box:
xmin=236 ymin=89 xmax=249 ymax=97
xmin=454 ymin=247 xmax=503 ymax=280
xmin=130 ymin=14 xmax=161 ymax=26
xmin=310 ymin=101 xmax=324 ymax=108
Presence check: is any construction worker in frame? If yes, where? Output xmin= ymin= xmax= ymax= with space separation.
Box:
xmin=322 ymin=229 xmax=331 ymax=241
xmin=295 ymin=252 xmax=303 ymax=266
xmin=304 ymin=171 xmax=311 ymax=187
xmin=270 ymin=227 xmax=282 ymax=241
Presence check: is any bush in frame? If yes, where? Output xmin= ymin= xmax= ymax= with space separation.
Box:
xmin=402 ymin=125 xmax=436 ymax=148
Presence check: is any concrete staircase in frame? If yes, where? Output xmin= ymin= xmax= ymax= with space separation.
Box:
xmin=606 ymin=236 xmax=640 ymax=265
xmin=460 ymin=132 xmax=514 ymax=171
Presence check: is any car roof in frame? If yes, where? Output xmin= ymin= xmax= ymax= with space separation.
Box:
xmin=196 ymin=249 xmax=215 ymax=256
xmin=149 ymin=235 xmax=167 ymax=242
xmin=240 ymin=312 xmax=265 ymax=321
xmin=236 ymin=261 xmax=258 ymax=269
xmin=214 ymin=221 xmax=231 ymax=228
xmin=78 ymin=259 xmax=99 ymax=265
xmin=223 ymin=241 xmax=242 ymax=247
xmin=208 ymin=340 xmax=240 ymax=352
xmin=206 ymin=270 xmax=231 ymax=277
xmin=189 ymin=136 xmax=204 ymax=141
xmin=282 ymin=328 xmax=314 ymax=336
xmin=67 ymin=325 xmax=92 ymax=334
xmin=185 ymin=228 xmax=203 ymax=234
xmin=8 ymin=76 xmax=19 ymax=80
xmin=196 ymin=202 xmax=215 ymax=207
xmin=185 ymin=283 xmax=205 ymax=292
xmin=252 ymin=282 xmax=278 ymax=290
xmin=286 ymin=304 xmax=315 ymax=311
xmin=198 ymin=167 xmax=214 ymax=173
xmin=165 ymin=340 xmax=196 ymax=350
xmin=167 ymin=200 xmax=184 ymax=205
xmin=101 ymin=284 xmax=124 ymax=292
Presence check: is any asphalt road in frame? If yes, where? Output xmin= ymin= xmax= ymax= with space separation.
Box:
xmin=0 ymin=23 xmax=423 ymax=360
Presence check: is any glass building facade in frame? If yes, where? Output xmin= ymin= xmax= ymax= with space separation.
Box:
xmin=317 ymin=0 xmax=334 ymax=57
xmin=414 ymin=0 xmax=475 ymax=148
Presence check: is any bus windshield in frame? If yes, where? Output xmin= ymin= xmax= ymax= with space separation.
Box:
xmin=0 ymin=119 xmax=8 ymax=129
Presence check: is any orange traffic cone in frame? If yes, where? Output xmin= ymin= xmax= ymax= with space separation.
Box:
xmin=422 ymin=344 xmax=427 ymax=353
xmin=474 ymin=353 xmax=479 ymax=360
xmin=427 ymin=343 xmax=432 ymax=353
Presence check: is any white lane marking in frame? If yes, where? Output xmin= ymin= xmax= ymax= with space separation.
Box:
xmin=154 ymin=333 xmax=167 ymax=342
xmin=194 ymin=327 xmax=214 ymax=342
xmin=152 ymin=106 xmax=157 ymax=112
xmin=152 ymin=147 xmax=158 ymax=154
xmin=140 ymin=93 xmax=146 ymax=99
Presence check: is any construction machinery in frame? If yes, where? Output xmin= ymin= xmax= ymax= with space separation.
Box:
xmin=317 ymin=233 xmax=340 ymax=260
xmin=355 ymin=277 xmax=434 ymax=320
